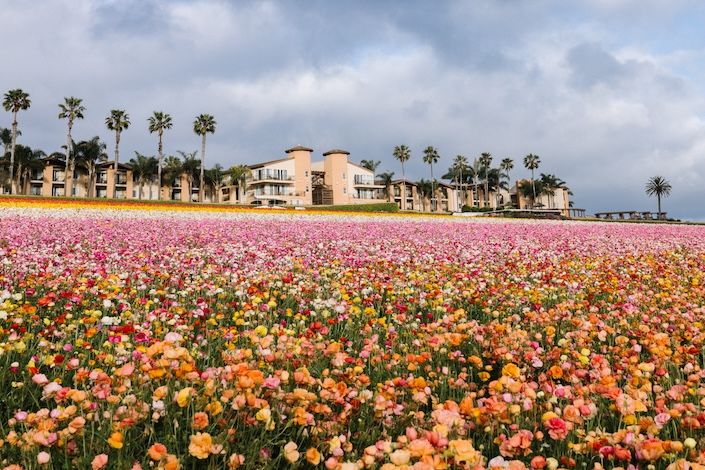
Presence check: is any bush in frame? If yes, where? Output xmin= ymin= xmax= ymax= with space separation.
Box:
xmin=313 ymin=203 xmax=399 ymax=213
xmin=461 ymin=205 xmax=493 ymax=213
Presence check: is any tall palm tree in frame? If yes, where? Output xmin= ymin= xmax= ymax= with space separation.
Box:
xmin=148 ymin=111 xmax=173 ymax=200
xmin=74 ymin=136 xmax=108 ymax=198
xmin=422 ymin=146 xmax=440 ymax=211
xmin=645 ymin=176 xmax=672 ymax=218
xmin=3 ymin=89 xmax=31 ymax=194
xmin=360 ymin=159 xmax=381 ymax=174
xmin=178 ymin=150 xmax=201 ymax=202
xmin=58 ymin=97 xmax=85 ymax=197
xmin=523 ymin=153 xmax=541 ymax=207
xmin=129 ymin=152 xmax=158 ymax=200
xmin=498 ymin=158 xmax=514 ymax=208
xmin=393 ymin=145 xmax=411 ymax=209
xmin=193 ymin=114 xmax=216 ymax=203
xmin=451 ymin=155 xmax=469 ymax=206
xmin=229 ymin=164 xmax=250 ymax=203
xmin=478 ymin=152 xmax=493 ymax=207
xmin=105 ymin=109 xmax=130 ymax=198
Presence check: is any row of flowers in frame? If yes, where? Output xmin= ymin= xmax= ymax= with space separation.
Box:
xmin=1 ymin=206 xmax=705 ymax=469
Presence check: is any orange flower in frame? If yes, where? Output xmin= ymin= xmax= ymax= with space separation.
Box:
xmin=189 ymin=432 xmax=214 ymax=459
xmin=306 ymin=448 xmax=321 ymax=466
xmin=639 ymin=439 xmax=665 ymax=461
xmin=192 ymin=412 xmax=209 ymax=430
xmin=148 ymin=443 xmax=168 ymax=461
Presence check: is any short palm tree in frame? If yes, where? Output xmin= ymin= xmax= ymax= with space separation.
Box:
xmin=74 ymin=136 xmax=108 ymax=198
xmin=393 ymin=145 xmax=411 ymax=208
xmin=360 ymin=159 xmax=381 ymax=174
xmin=148 ymin=111 xmax=173 ymax=200
xmin=416 ymin=179 xmax=433 ymax=212
xmin=205 ymin=164 xmax=225 ymax=203
xmin=645 ymin=176 xmax=672 ymax=218
xmin=1 ymin=127 xmax=13 ymax=157
xmin=499 ymin=158 xmax=514 ymax=208
xmin=178 ymin=150 xmax=201 ymax=202
xmin=3 ymin=89 xmax=31 ymax=194
xmin=523 ymin=153 xmax=541 ymax=206
xmin=129 ymin=152 xmax=159 ymax=200
xmin=105 ymin=109 xmax=130 ymax=198
xmin=229 ymin=164 xmax=250 ymax=203
xmin=193 ymin=114 xmax=216 ymax=203
xmin=378 ymin=171 xmax=395 ymax=199
xmin=422 ymin=146 xmax=440 ymax=211
xmin=162 ymin=155 xmax=184 ymax=199
xmin=58 ymin=97 xmax=85 ymax=197
xmin=11 ymin=145 xmax=45 ymax=195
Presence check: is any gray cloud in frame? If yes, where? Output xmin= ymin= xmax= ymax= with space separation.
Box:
xmin=2 ymin=0 xmax=705 ymax=219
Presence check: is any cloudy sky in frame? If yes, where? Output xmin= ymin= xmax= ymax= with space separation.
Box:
xmin=2 ymin=0 xmax=705 ymax=218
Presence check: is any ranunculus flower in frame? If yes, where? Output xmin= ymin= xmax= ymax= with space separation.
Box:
xmin=189 ymin=432 xmax=214 ymax=459
xmin=92 ymin=454 xmax=109 ymax=470
xmin=283 ymin=442 xmax=300 ymax=463
xmin=148 ymin=443 xmax=168 ymax=461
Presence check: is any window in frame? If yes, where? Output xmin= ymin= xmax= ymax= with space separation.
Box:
xmin=96 ymin=188 xmax=107 ymax=198
xmin=97 ymin=172 xmax=107 ymax=184
xmin=305 ymin=171 xmax=308 ymax=177
xmin=343 ymin=187 xmax=347 ymax=194
xmin=51 ymin=186 xmax=64 ymax=197
xmin=52 ymin=169 xmax=65 ymax=182
xmin=30 ymin=185 xmax=42 ymax=196
xmin=115 ymin=188 xmax=126 ymax=199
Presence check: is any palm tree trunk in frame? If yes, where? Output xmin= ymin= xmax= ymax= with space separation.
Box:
xmin=430 ymin=164 xmax=435 ymax=212
xmin=113 ymin=130 xmax=120 ymax=199
xmin=9 ymin=112 xmax=18 ymax=195
xmin=657 ymin=194 xmax=661 ymax=217
xmin=88 ymin=167 xmax=95 ymax=198
xmin=65 ymin=124 xmax=72 ymax=197
xmin=157 ymin=132 xmax=163 ymax=201
xmin=139 ymin=180 xmax=144 ymax=200
xmin=200 ymin=134 xmax=206 ymax=203
xmin=531 ymin=168 xmax=536 ymax=208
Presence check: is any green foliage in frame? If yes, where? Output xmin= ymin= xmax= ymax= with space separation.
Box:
xmin=313 ymin=203 xmax=399 ymax=213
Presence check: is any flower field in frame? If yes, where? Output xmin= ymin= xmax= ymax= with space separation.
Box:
xmin=2 ymin=206 xmax=705 ymax=469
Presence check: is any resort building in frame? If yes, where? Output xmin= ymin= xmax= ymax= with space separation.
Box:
xmin=2 ymin=146 xmax=573 ymax=215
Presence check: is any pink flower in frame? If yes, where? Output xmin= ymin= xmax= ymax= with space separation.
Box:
xmin=37 ymin=452 xmax=51 ymax=465
xmin=92 ymin=454 xmax=109 ymax=470
xmin=32 ymin=373 xmax=49 ymax=385
xmin=545 ymin=417 xmax=569 ymax=440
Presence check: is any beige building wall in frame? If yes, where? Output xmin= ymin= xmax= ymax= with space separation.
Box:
xmin=322 ymin=149 xmax=349 ymax=205
xmin=288 ymin=146 xmax=313 ymax=206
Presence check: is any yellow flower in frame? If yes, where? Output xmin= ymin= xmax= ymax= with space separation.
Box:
xmin=188 ymin=432 xmax=213 ymax=459
xmin=502 ymin=363 xmax=520 ymax=379
xmin=176 ymin=387 xmax=194 ymax=408
xmin=107 ymin=432 xmax=123 ymax=449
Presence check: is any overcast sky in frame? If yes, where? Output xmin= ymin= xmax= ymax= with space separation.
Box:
xmin=3 ymin=0 xmax=705 ymax=218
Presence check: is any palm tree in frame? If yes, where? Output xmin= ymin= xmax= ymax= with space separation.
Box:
xmin=519 ymin=179 xmax=545 ymax=208
xmin=523 ymin=154 xmax=541 ymax=207
xmin=229 ymin=164 xmax=250 ymax=203
xmin=105 ymin=109 xmax=130 ymax=198
xmin=478 ymin=152 xmax=493 ymax=207
xmin=9 ymin=145 xmax=45 ymax=195
xmin=205 ymin=164 xmax=225 ymax=203
xmin=422 ymin=146 xmax=440 ymax=211
xmin=416 ymin=179 xmax=433 ymax=212
xmin=162 ymin=155 xmax=184 ymax=199
xmin=178 ymin=150 xmax=201 ymax=201
xmin=3 ymin=89 xmax=31 ymax=194
xmin=148 ymin=111 xmax=173 ymax=200
xmin=129 ymin=152 xmax=159 ymax=200
xmin=360 ymin=159 xmax=381 ymax=174
xmin=393 ymin=145 xmax=411 ymax=209
xmin=451 ymin=155 xmax=469 ymax=207
xmin=1 ymin=128 xmax=13 ymax=158
xmin=193 ymin=114 xmax=216 ymax=203
xmin=377 ymin=171 xmax=395 ymax=201
xmin=500 ymin=158 xmax=514 ymax=185
xmin=58 ymin=97 xmax=85 ymax=197
xmin=645 ymin=176 xmax=672 ymax=218
xmin=74 ymin=137 xmax=108 ymax=198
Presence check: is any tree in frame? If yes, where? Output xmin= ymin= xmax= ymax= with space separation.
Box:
xmin=1 ymin=127 xmax=14 ymax=157
xmin=377 ymin=171 xmax=395 ymax=200
xmin=422 ymin=146 xmax=440 ymax=211
xmin=58 ymin=97 xmax=85 ymax=197
xmin=205 ymin=164 xmax=225 ymax=203
xmin=479 ymin=152 xmax=493 ymax=207
xmin=193 ymin=114 xmax=216 ymax=203
xmin=645 ymin=176 xmax=672 ymax=218
xmin=519 ymin=179 xmax=545 ymax=208
xmin=498 ymin=158 xmax=514 ymax=208
xmin=3 ymin=89 xmax=31 ymax=194
xmin=129 ymin=152 xmax=158 ymax=200
xmin=148 ymin=111 xmax=173 ymax=200
xmin=393 ymin=145 xmax=411 ymax=209
xmin=178 ymin=150 xmax=200 ymax=201
xmin=74 ymin=136 xmax=108 ymax=198
xmin=105 ymin=109 xmax=130 ymax=198
xmin=416 ymin=179 xmax=433 ymax=212
xmin=360 ymin=159 xmax=381 ymax=174
xmin=523 ymin=154 xmax=541 ymax=207
xmin=8 ymin=145 xmax=45 ymax=195
xmin=162 ymin=155 xmax=184 ymax=199
xmin=229 ymin=164 xmax=250 ymax=203
xmin=451 ymin=154 xmax=469 ymax=206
